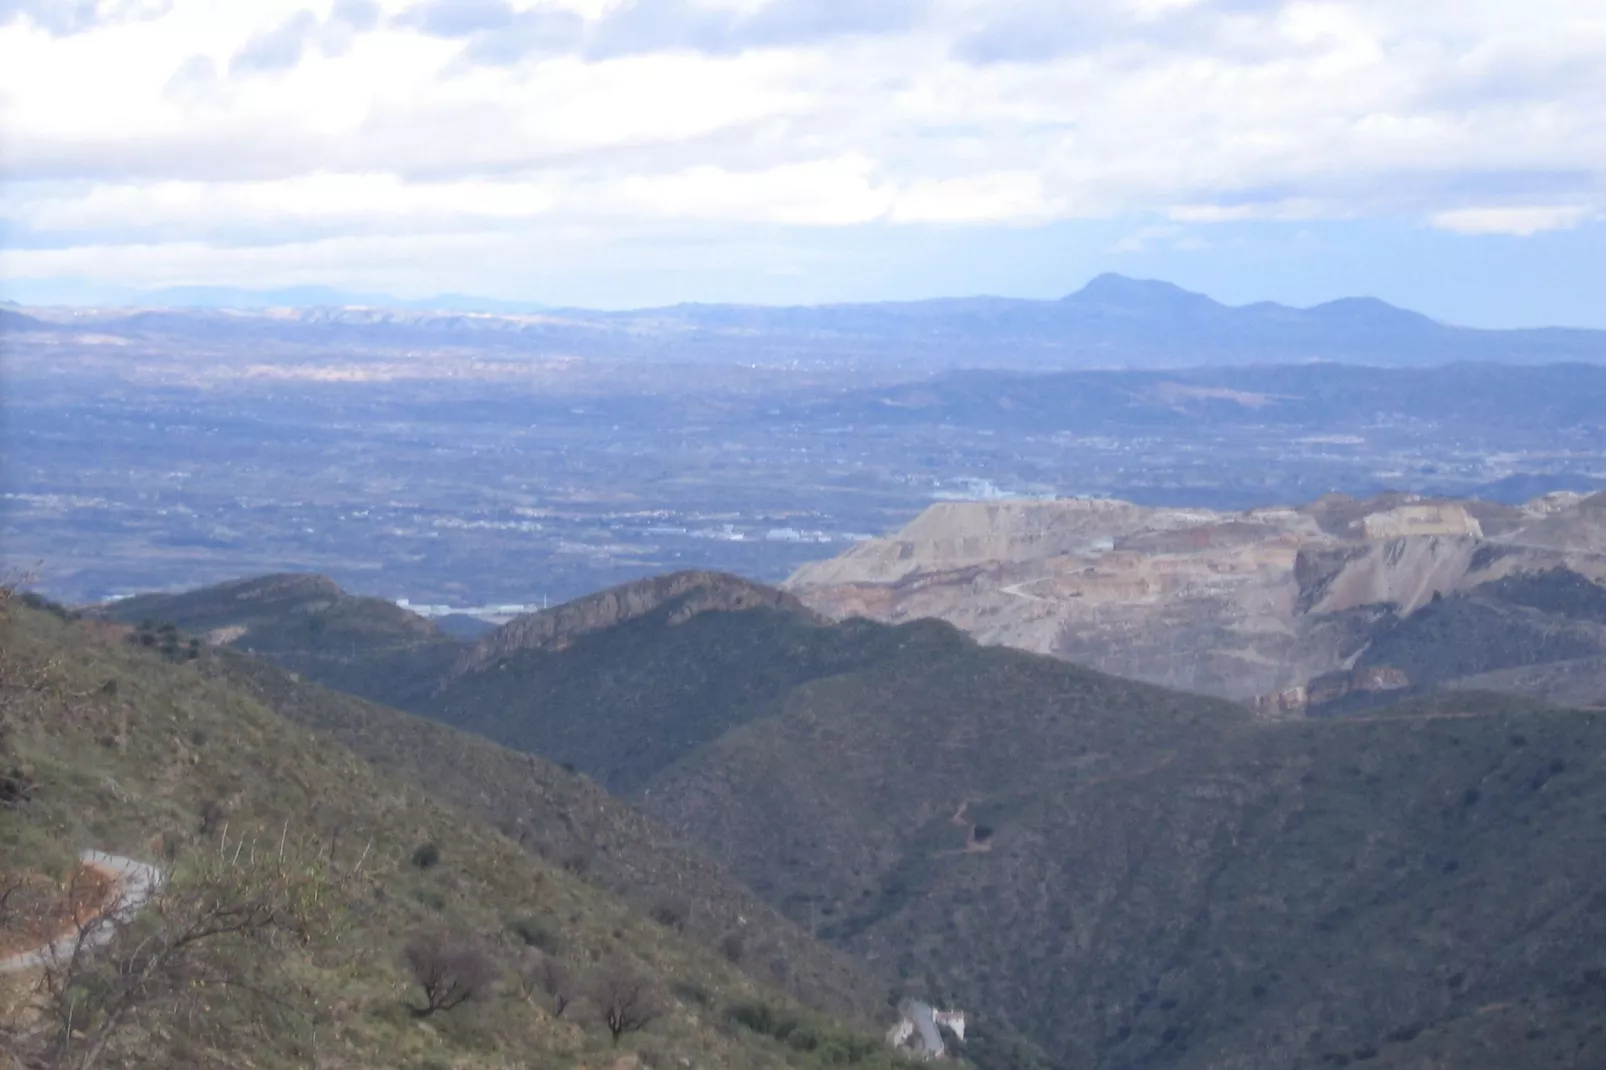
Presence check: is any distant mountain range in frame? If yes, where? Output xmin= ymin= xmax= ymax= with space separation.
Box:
xmin=11 ymin=274 xmax=1606 ymax=369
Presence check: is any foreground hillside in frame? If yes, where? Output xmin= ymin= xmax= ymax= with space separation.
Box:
xmin=95 ymin=570 xmax=1606 ymax=1068
xmin=197 ymin=639 xmax=894 ymax=1023
xmin=786 ymin=490 xmax=1606 ymax=711
xmin=0 ymin=591 xmax=908 ymax=1070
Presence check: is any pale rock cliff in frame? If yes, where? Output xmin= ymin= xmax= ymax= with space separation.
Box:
xmin=786 ymin=494 xmax=1606 ymax=705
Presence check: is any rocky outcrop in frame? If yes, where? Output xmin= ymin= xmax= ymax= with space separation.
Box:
xmin=1360 ymin=503 xmax=1482 ymax=540
xmin=787 ymin=493 xmax=1606 ymax=704
xmin=1304 ymin=666 xmax=1412 ymax=706
xmin=455 ymin=571 xmax=816 ymax=674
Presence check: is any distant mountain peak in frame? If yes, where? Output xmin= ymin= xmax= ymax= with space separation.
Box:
xmin=1074 ymin=272 xmax=1197 ymax=297
xmin=1304 ymin=295 xmax=1440 ymax=330
xmin=1063 ymin=273 xmax=1224 ymax=314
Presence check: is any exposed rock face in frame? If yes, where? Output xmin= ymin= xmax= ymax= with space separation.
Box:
xmin=1360 ymin=502 xmax=1483 ymax=540
xmin=455 ymin=570 xmax=815 ymax=674
xmin=786 ymin=493 xmax=1606 ymax=704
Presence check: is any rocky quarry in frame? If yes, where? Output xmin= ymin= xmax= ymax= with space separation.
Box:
xmin=786 ymin=491 xmax=1606 ymax=712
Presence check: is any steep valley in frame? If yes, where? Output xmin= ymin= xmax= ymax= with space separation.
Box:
xmin=94 ymin=566 xmax=1606 ymax=1069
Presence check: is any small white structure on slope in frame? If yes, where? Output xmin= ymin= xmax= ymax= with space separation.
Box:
xmin=887 ymin=1000 xmax=967 ymax=1060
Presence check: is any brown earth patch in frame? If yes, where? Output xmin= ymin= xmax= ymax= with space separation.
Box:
xmin=0 ymin=863 xmax=115 ymax=959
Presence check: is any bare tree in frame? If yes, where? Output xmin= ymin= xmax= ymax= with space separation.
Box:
xmin=0 ymin=870 xmax=31 ymax=926
xmin=11 ymin=841 xmax=345 ymax=1070
xmin=590 ymin=959 xmax=664 ymax=1045
xmin=518 ymin=949 xmax=576 ymax=1018
xmin=404 ymin=931 xmax=498 ymax=1017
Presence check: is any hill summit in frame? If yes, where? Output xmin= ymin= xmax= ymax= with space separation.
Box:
xmin=456 ymin=570 xmax=814 ymax=673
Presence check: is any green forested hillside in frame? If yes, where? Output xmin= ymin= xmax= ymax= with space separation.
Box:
xmin=428 ymin=605 xmax=947 ymax=795
xmin=99 ymin=573 xmax=463 ymax=710
xmin=196 ymin=642 xmax=894 ymax=1023
xmin=396 ymin=579 xmax=1606 ymax=1070
xmin=91 ymin=572 xmax=1606 ymax=1069
xmin=646 ymin=682 xmax=1606 ymax=1068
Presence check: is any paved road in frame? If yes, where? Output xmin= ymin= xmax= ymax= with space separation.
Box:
xmin=0 ymin=851 xmax=162 ymax=974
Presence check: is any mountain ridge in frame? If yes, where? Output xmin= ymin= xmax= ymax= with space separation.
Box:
xmin=13 ymin=275 xmax=1606 ymax=369
xmin=87 ymin=568 xmax=1606 ymax=1069
xmin=456 ymin=570 xmax=817 ymax=676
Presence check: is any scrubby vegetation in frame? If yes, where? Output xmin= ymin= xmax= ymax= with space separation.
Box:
xmin=726 ymin=998 xmax=920 ymax=1069
xmin=189 ymin=636 xmax=889 ymax=1023
xmin=0 ymin=590 xmax=901 ymax=1069
xmin=79 ymin=571 xmax=1606 ymax=1068
xmin=98 ymin=573 xmax=462 ymax=709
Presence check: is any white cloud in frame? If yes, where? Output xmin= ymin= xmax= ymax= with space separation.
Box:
xmin=12 ymin=174 xmax=559 ymax=231
xmin=1428 ymin=205 xmax=1595 ymax=237
xmin=2 ymin=0 xmax=1603 ymax=294
xmin=1109 ymin=223 xmax=1183 ymax=253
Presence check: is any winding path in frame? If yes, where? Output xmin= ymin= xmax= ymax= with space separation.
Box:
xmin=0 ymin=851 xmax=162 ymax=975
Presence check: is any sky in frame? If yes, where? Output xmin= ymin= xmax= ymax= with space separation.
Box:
xmin=1 ymin=0 xmax=1604 ymax=326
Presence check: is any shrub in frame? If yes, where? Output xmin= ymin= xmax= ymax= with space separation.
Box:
xmin=0 ymin=763 xmax=38 ymax=808
xmin=404 ymin=931 xmax=498 ymax=1017
xmin=411 ymin=887 xmax=446 ymax=912
xmin=410 ymin=842 xmax=442 ymax=869
xmin=591 ymin=959 xmax=664 ymax=1045
xmin=728 ymin=999 xmax=800 ymax=1040
xmin=519 ymin=950 xmax=576 ymax=1018
xmin=507 ymin=914 xmax=560 ymax=953
xmin=669 ymin=978 xmax=712 ymax=1007
xmin=726 ymin=999 xmax=894 ymax=1066
xmin=649 ymin=894 xmax=690 ymax=931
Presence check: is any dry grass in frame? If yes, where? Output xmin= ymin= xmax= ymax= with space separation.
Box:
xmin=0 ymin=597 xmax=912 ymax=1070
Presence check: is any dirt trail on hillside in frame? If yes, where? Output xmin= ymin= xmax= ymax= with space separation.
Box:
xmin=0 ymin=852 xmax=161 ymax=974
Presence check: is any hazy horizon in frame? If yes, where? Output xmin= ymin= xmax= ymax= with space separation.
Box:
xmin=7 ymin=265 xmax=1606 ymax=333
